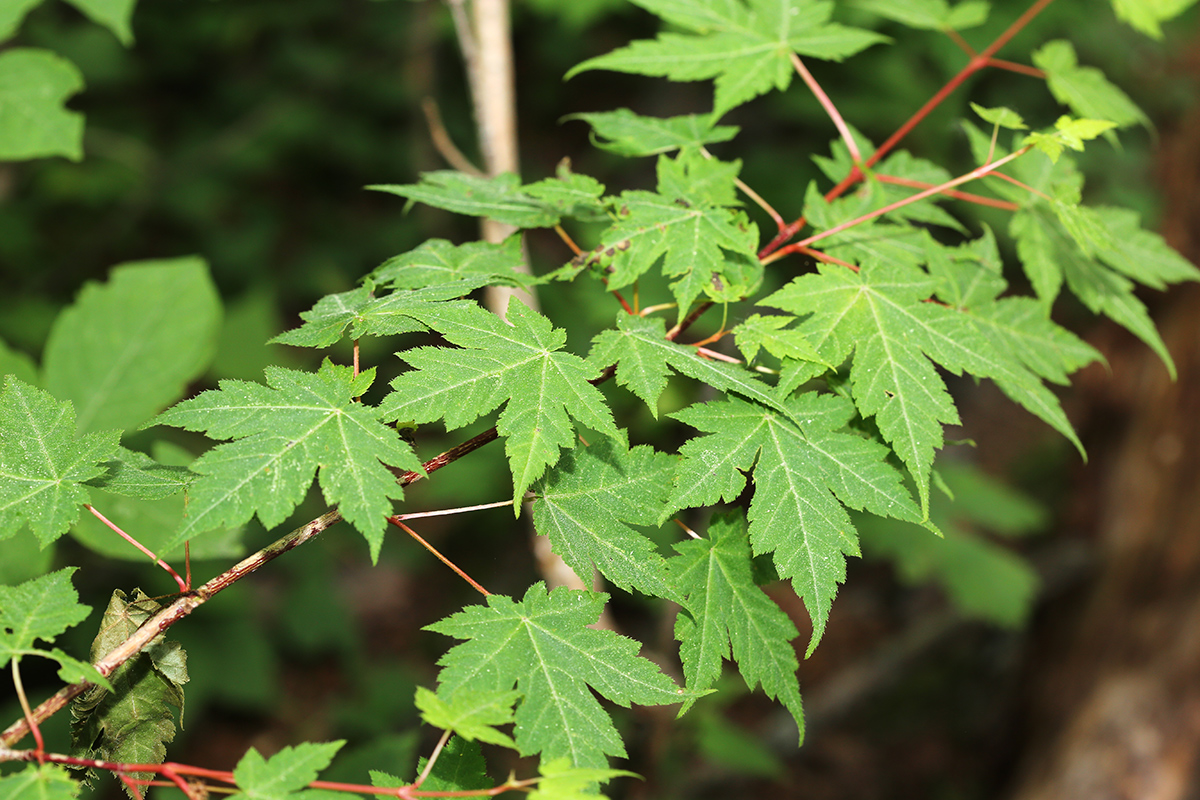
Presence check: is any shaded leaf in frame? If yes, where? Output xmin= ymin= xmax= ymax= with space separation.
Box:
xmin=414 ymin=686 xmax=518 ymax=748
xmin=0 ymin=49 xmax=84 ymax=162
xmin=565 ymin=109 xmax=739 ymax=157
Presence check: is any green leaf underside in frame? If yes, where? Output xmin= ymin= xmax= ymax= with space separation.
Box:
xmin=533 ymin=439 xmax=681 ymax=603
xmin=0 ymin=377 xmax=119 ymax=546
xmin=414 ymin=686 xmax=519 ymax=748
xmin=369 ymin=172 xmax=565 ymax=228
xmin=370 ymin=236 xmax=535 ymax=291
xmin=566 ymin=109 xmax=739 ymax=157
xmin=230 ymin=741 xmax=345 ymax=800
xmin=666 ymin=394 xmax=919 ymax=652
xmin=567 ymin=0 xmax=887 ymax=116
xmin=763 ymin=255 xmax=1093 ymax=512
xmin=426 ymin=583 xmax=687 ymax=769
xmin=0 ymin=49 xmax=84 ymax=162
xmin=670 ymin=512 xmax=804 ymax=737
xmin=71 ymin=591 xmax=188 ymax=792
xmin=587 ymin=312 xmax=796 ymax=421
xmin=381 ymin=300 xmax=620 ymax=506
xmin=85 ymin=447 xmax=192 ymax=500
xmin=43 ymin=258 xmax=222 ymax=433
xmin=598 ymin=152 xmax=761 ymax=317
xmin=152 ymin=360 xmax=422 ymax=561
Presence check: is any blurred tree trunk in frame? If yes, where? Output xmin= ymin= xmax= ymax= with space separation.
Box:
xmin=1008 ymin=80 xmax=1200 ymax=800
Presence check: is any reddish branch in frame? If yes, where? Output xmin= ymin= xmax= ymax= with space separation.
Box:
xmin=0 ymin=428 xmax=500 ymax=750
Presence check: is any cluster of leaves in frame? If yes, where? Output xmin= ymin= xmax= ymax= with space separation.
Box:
xmin=2 ymin=0 xmax=1199 ymax=798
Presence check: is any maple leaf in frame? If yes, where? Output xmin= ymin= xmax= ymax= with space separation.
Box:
xmin=229 ymin=741 xmax=345 ymax=800
xmin=567 ymin=0 xmax=887 ymax=117
xmin=532 ymin=439 xmax=681 ymax=603
xmin=664 ymin=393 xmax=921 ymax=652
xmin=398 ymin=737 xmax=491 ymax=793
xmin=0 ymin=49 xmax=84 ymax=162
xmin=0 ymin=568 xmax=110 ymax=689
xmin=565 ymin=109 xmax=740 ymax=157
xmin=1032 ymin=40 xmax=1147 ymax=129
xmin=669 ymin=512 xmax=804 ymax=737
xmin=426 ymin=583 xmax=688 ymax=769
xmin=370 ymin=236 xmax=536 ymax=291
xmin=0 ymin=765 xmax=80 ymax=800
xmin=530 ymin=759 xmax=638 ymax=800
xmin=369 ymin=168 xmax=606 ymax=228
xmin=597 ymin=152 xmax=761 ymax=318
xmin=380 ymin=300 xmax=621 ymax=506
xmin=848 ymin=0 xmax=988 ymax=31
xmin=0 ymin=377 xmax=119 ymax=547
xmin=587 ymin=312 xmax=794 ymax=420
xmin=152 ymin=360 xmax=422 ymax=561
xmin=763 ymin=245 xmax=1095 ymax=512
xmin=414 ymin=686 xmax=519 ymax=748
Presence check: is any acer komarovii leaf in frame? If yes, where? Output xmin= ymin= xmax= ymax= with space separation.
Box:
xmin=381 ymin=300 xmax=621 ymax=507
xmin=426 ymin=583 xmax=689 ymax=769
xmin=152 ymin=360 xmax=423 ymax=561
xmin=228 ymin=741 xmax=345 ymax=800
xmin=664 ymin=393 xmax=922 ymax=653
xmin=669 ymin=511 xmax=805 ymax=740
xmin=0 ymin=569 xmax=110 ymax=689
xmin=0 ymin=376 xmax=119 ymax=547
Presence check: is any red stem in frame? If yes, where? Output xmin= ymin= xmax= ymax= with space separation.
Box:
xmin=86 ymin=504 xmax=188 ymax=592
xmin=759 ymin=0 xmax=1059 ymax=260
xmin=389 ymin=518 xmax=492 ymax=597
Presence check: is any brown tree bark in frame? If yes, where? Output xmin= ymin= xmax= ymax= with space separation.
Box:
xmin=1008 ymin=89 xmax=1200 ymax=800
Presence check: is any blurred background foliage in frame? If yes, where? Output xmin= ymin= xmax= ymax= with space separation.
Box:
xmin=2 ymin=0 xmax=1198 ymax=798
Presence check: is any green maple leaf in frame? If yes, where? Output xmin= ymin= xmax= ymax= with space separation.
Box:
xmin=0 ymin=376 xmax=119 ymax=546
xmin=1032 ymin=40 xmax=1147 ymax=129
xmin=530 ymin=759 xmax=638 ymax=800
xmin=848 ymin=0 xmax=988 ymax=30
xmin=1010 ymin=195 xmax=1189 ymax=377
xmin=380 ymin=300 xmax=620 ymax=506
xmin=597 ymin=151 xmax=760 ymax=318
xmin=85 ymin=446 xmax=192 ymax=501
xmin=0 ymin=49 xmax=84 ymax=162
xmin=664 ymin=393 xmax=920 ymax=652
xmin=369 ymin=171 xmax=590 ymax=228
xmin=401 ymin=736 xmax=491 ymax=793
xmin=152 ymin=360 xmax=422 ymax=561
xmin=0 ymin=765 xmax=80 ymax=800
xmin=0 ymin=569 xmax=110 ymax=689
xmin=567 ymin=0 xmax=887 ymax=117
xmin=565 ymin=109 xmax=740 ymax=157
xmin=271 ymin=285 xmax=480 ymax=349
xmin=669 ymin=512 xmax=804 ymax=737
xmin=414 ymin=686 xmax=518 ymax=748
xmin=370 ymin=236 xmax=536 ymax=291
xmin=229 ymin=741 xmax=345 ymax=800
xmin=426 ymin=583 xmax=688 ymax=769
xmin=532 ymin=439 xmax=680 ymax=603
xmin=763 ymin=250 xmax=1093 ymax=512
xmin=587 ymin=312 xmax=794 ymax=420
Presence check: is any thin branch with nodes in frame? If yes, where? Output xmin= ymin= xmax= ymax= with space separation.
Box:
xmin=759 ymin=0 xmax=1059 ymax=259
